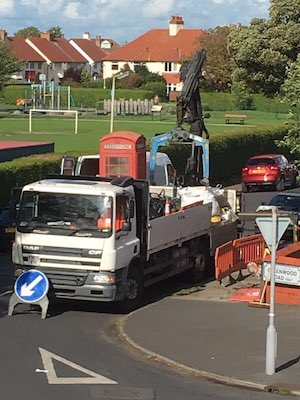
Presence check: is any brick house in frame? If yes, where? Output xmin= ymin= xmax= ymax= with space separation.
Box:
xmin=102 ymin=16 xmax=204 ymax=95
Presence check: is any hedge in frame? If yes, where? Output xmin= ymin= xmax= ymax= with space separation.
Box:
xmin=201 ymin=93 xmax=289 ymax=113
xmin=1 ymin=85 xmax=290 ymax=113
xmin=1 ymin=85 xmax=155 ymax=108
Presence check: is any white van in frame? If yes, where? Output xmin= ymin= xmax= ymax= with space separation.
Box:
xmin=61 ymin=152 xmax=175 ymax=186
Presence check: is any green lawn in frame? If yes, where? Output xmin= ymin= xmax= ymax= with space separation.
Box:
xmin=0 ymin=110 xmax=288 ymax=153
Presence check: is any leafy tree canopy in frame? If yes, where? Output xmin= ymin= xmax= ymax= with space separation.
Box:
xmin=48 ymin=26 xmax=64 ymax=38
xmin=277 ymin=54 xmax=300 ymax=161
xmin=198 ymin=26 xmax=232 ymax=91
xmin=0 ymin=41 xmax=23 ymax=90
xmin=229 ymin=0 xmax=300 ymax=97
xmin=14 ymin=26 xmax=40 ymax=38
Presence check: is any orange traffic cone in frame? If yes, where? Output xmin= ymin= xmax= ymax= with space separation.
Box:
xmin=165 ymin=197 xmax=171 ymax=216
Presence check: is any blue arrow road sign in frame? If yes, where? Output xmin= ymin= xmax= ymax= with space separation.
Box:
xmin=15 ymin=270 xmax=49 ymax=303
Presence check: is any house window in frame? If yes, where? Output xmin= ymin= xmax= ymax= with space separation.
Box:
xmin=37 ymin=62 xmax=42 ymax=70
xmin=165 ymin=62 xmax=176 ymax=72
xmin=27 ymin=62 xmax=35 ymax=70
xmin=112 ymin=62 xmax=119 ymax=71
xmin=133 ymin=62 xmax=143 ymax=71
xmin=54 ymin=63 xmax=62 ymax=70
xmin=166 ymin=83 xmax=177 ymax=94
xmin=101 ymin=40 xmax=111 ymax=49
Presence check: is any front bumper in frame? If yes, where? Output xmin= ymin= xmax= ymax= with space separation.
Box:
xmin=14 ymin=266 xmax=126 ymax=302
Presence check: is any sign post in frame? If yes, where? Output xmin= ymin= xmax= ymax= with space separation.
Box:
xmin=256 ymin=208 xmax=291 ymax=375
xmin=8 ymin=269 xmax=49 ymax=319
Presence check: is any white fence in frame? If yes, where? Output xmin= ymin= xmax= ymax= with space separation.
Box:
xmin=103 ymin=99 xmax=156 ymax=115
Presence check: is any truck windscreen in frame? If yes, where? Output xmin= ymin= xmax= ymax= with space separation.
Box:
xmin=17 ymin=191 xmax=113 ymax=237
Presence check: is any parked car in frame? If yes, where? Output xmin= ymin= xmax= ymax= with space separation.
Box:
xmin=0 ymin=207 xmax=16 ymax=252
xmin=241 ymin=154 xmax=298 ymax=193
xmin=256 ymin=189 xmax=300 ymax=243
xmin=0 ymin=187 xmax=22 ymax=252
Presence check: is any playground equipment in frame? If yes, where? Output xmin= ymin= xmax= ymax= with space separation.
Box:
xmin=29 ymin=81 xmax=73 ymax=110
xmin=27 ymin=81 xmax=78 ymax=134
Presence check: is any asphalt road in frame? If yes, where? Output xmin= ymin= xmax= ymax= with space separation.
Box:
xmin=0 ymin=284 xmax=295 ymax=400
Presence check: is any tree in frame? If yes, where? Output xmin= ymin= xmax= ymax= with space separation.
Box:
xmin=198 ymin=26 xmax=232 ymax=91
xmin=228 ymin=19 xmax=288 ymax=98
xmin=0 ymin=42 xmax=23 ymax=91
xmin=48 ymin=26 xmax=64 ymax=38
xmin=80 ymin=70 xmax=92 ymax=86
xmin=14 ymin=26 xmax=40 ymax=38
xmin=229 ymin=1 xmax=300 ymax=98
xmin=276 ymin=54 xmax=300 ymax=161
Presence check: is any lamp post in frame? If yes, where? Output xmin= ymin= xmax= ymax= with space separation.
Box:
xmin=110 ymin=72 xmax=129 ymax=133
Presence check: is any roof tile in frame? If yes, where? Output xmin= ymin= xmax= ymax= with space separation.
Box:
xmin=8 ymin=36 xmax=44 ymax=62
xmin=103 ymin=29 xmax=204 ymax=62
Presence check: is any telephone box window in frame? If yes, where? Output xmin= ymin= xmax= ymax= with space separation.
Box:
xmin=105 ymin=156 xmax=129 ymax=176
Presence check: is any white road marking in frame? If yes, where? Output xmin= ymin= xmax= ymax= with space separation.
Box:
xmin=39 ymin=347 xmax=117 ymax=385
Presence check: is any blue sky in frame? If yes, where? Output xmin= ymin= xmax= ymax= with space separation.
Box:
xmin=1 ymin=0 xmax=270 ymax=44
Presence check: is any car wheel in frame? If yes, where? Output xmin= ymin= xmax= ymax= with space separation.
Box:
xmin=276 ymin=177 xmax=285 ymax=192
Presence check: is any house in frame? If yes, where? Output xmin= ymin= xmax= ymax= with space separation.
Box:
xmin=0 ymin=29 xmax=45 ymax=82
xmin=1 ymin=29 xmax=88 ymax=83
xmin=102 ymin=16 xmax=204 ymax=95
xmin=69 ymin=33 xmax=119 ymax=80
xmin=26 ymin=32 xmax=87 ymax=82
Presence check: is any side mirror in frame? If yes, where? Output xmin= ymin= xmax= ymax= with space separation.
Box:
xmin=122 ymin=221 xmax=132 ymax=232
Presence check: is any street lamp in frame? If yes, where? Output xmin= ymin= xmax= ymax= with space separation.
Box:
xmin=110 ymin=72 xmax=129 ymax=133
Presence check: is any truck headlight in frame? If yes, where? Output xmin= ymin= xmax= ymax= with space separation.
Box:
xmin=92 ymin=273 xmax=115 ymax=285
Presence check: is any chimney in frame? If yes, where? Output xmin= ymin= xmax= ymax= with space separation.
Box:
xmin=40 ymin=31 xmax=53 ymax=41
xmin=95 ymin=35 xmax=101 ymax=47
xmin=82 ymin=32 xmax=90 ymax=40
xmin=0 ymin=29 xmax=7 ymax=41
xmin=169 ymin=15 xmax=184 ymax=36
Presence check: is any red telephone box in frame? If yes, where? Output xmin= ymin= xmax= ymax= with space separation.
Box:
xmin=99 ymin=131 xmax=146 ymax=179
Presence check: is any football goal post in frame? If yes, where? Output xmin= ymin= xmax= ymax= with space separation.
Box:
xmin=29 ymin=109 xmax=79 ymax=134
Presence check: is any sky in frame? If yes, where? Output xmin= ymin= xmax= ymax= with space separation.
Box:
xmin=1 ymin=0 xmax=270 ymax=44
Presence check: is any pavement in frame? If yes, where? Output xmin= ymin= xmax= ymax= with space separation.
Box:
xmin=120 ymin=271 xmax=300 ymax=396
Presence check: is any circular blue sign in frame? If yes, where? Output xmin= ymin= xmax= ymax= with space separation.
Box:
xmin=15 ymin=269 xmax=49 ymax=303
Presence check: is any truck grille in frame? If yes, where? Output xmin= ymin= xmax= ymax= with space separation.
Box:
xmin=42 ymin=269 xmax=88 ymax=286
xmin=22 ymin=245 xmax=101 ymax=271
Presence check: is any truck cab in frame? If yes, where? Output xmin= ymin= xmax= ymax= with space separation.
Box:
xmin=12 ymin=177 xmax=140 ymax=304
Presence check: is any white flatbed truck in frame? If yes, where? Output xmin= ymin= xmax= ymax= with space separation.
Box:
xmin=12 ymin=175 xmax=238 ymax=311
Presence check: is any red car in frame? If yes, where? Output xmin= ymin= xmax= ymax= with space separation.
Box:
xmin=241 ymin=154 xmax=298 ymax=192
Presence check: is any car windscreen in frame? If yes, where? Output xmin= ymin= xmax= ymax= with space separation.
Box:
xmin=269 ymin=194 xmax=300 ymax=211
xmin=17 ymin=191 xmax=113 ymax=237
xmin=247 ymin=158 xmax=276 ymax=166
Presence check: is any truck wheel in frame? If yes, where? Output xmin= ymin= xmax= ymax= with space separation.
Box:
xmin=186 ymin=251 xmax=206 ymax=283
xmin=276 ymin=177 xmax=285 ymax=192
xmin=292 ymin=176 xmax=298 ymax=188
xmin=119 ymin=266 xmax=144 ymax=313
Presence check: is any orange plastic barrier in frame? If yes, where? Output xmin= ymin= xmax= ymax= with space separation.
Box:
xmin=215 ymin=234 xmax=265 ymax=282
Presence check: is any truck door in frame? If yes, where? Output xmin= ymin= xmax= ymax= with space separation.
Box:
xmin=115 ymin=195 xmax=139 ymax=269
